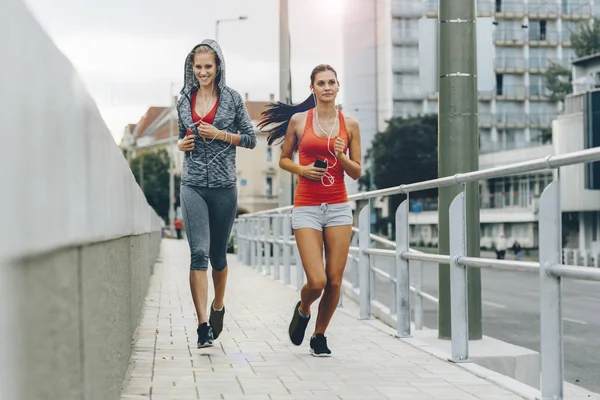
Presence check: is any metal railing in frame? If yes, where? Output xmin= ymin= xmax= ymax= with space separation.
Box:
xmin=234 ymin=147 xmax=600 ymax=400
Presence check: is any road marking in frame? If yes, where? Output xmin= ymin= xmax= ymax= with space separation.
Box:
xmin=483 ymin=301 xmax=507 ymax=309
xmin=563 ymin=317 xmax=588 ymax=325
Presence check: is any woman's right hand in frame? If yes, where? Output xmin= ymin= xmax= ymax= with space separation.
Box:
xmin=300 ymin=163 xmax=326 ymax=181
xmin=178 ymin=134 xmax=195 ymax=152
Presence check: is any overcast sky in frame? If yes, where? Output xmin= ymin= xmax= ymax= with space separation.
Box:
xmin=24 ymin=0 xmax=344 ymax=143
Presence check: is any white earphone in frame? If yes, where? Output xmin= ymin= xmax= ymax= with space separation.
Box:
xmin=188 ymin=78 xmax=232 ymax=167
xmin=312 ymin=90 xmax=339 ymax=187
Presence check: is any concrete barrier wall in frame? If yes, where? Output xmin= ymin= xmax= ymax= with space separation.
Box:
xmin=0 ymin=1 xmax=163 ymax=398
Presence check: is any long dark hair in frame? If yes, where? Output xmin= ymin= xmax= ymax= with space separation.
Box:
xmin=258 ymin=64 xmax=338 ymax=146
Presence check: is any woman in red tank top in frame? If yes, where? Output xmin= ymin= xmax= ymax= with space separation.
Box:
xmin=259 ymin=65 xmax=362 ymax=356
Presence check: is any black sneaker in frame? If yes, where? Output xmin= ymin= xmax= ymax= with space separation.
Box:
xmin=197 ymin=322 xmax=214 ymax=349
xmin=310 ymin=334 xmax=332 ymax=357
xmin=209 ymin=300 xmax=225 ymax=340
xmin=288 ymin=301 xmax=310 ymax=346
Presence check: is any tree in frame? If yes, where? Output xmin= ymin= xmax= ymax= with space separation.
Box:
xmin=571 ymin=20 xmax=600 ymax=58
xmin=543 ymin=21 xmax=600 ymax=104
xmin=359 ymin=115 xmax=438 ymax=233
xmin=129 ymin=149 xmax=180 ymax=224
xmin=543 ymin=62 xmax=573 ymax=102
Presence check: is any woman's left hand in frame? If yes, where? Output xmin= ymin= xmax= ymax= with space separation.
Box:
xmin=334 ymin=137 xmax=346 ymax=158
xmin=197 ymin=122 xmax=222 ymax=142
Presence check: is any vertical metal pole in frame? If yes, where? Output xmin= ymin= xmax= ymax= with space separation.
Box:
xmin=358 ymin=205 xmax=371 ymax=319
xmin=273 ymin=216 xmax=281 ymax=280
xmin=283 ymin=214 xmax=291 ymax=285
xmin=264 ymin=217 xmax=271 ymax=276
xmin=449 ymin=190 xmax=469 ymax=362
xmin=539 ymin=181 xmax=564 ymax=400
xmin=257 ymin=218 xmax=263 ymax=271
xmin=414 ymin=260 xmax=424 ymax=331
xmin=395 ymin=199 xmax=411 ymax=337
xmin=168 ymin=83 xmax=175 ymax=234
xmin=245 ymin=219 xmax=251 ymax=265
xmin=438 ymin=0 xmax=482 ymax=340
xmin=251 ymin=219 xmax=257 ymax=267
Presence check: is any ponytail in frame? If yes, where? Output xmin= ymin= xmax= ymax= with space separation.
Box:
xmin=258 ymin=94 xmax=316 ymax=146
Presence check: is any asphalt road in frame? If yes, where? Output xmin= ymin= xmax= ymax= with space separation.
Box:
xmin=345 ymin=254 xmax=600 ymax=393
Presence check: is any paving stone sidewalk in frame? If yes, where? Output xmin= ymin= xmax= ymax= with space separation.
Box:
xmin=121 ymin=239 xmax=525 ymax=400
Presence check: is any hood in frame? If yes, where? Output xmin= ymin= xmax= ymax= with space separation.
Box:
xmin=180 ymin=39 xmax=227 ymax=98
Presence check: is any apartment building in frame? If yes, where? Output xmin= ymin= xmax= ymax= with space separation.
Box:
xmin=343 ymin=0 xmax=597 ymax=248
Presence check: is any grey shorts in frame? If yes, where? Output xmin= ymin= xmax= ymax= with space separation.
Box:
xmin=291 ymin=202 xmax=353 ymax=231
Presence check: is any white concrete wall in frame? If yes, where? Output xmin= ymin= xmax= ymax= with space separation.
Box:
xmin=0 ymin=1 xmax=162 ymax=398
xmin=0 ymin=0 xmax=162 ymax=265
xmin=553 ymin=113 xmax=600 ymax=211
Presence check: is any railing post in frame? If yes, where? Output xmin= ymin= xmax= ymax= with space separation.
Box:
xmin=283 ymin=214 xmax=291 ymax=285
xmin=244 ymin=219 xmax=251 ymax=265
xmin=395 ymin=199 xmax=411 ymax=337
xmin=539 ymin=181 xmax=564 ymax=400
xmin=294 ymin=239 xmax=304 ymax=291
xmin=250 ymin=218 xmax=257 ymax=267
xmin=449 ymin=190 xmax=469 ymax=362
xmin=264 ymin=216 xmax=271 ymax=276
xmin=358 ymin=204 xmax=371 ymax=319
xmin=273 ymin=215 xmax=281 ymax=281
xmin=256 ymin=217 xmax=264 ymax=272
xmin=414 ymin=260 xmax=424 ymax=331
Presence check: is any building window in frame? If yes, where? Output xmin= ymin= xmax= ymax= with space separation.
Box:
xmin=265 ymin=177 xmax=273 ymax=198
xmin=266 ymin=147 xmax=273 ymax=163
xmin=593 ymin=212 xmax=598 ymax=242
xmin=496 ymin=73 xmax=504 ymax=96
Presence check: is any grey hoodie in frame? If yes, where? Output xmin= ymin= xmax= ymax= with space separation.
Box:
xmin=177 ymin=39 xmax=256 ymax=188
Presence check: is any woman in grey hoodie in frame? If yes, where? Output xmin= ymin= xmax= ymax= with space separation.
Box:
xmin=176 ymin=40 xmax=256 ymax=348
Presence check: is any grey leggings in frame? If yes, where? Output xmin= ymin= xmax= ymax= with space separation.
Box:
xmin=180 ymin=185 xmax=237 ymax=271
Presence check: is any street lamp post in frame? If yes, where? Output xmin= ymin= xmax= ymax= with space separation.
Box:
xmin=215 ymin=16 xmax=248 ymax=42
xmin=169 ymin=83 xmax=175 ymax=236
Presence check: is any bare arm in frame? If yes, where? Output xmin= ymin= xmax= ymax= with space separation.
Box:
xmin=337 ymin=116 xmax=362 ymax=180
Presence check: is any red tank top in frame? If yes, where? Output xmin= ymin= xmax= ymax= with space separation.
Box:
xmin=191 ymin=91 xmax=219 ymax=125
xmin=294 ymin=109 xmax=349 ymax=207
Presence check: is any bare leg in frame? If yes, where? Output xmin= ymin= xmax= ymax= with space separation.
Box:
xmin=212 ymin=266 xmax=228 ymax=309
xmin=294 ymin=228 xmax=327 ymax=316
xmin=314 ymin=225 xmax=352 ymax=335
xmin=190 ymin=270 xmax=209 ymax=324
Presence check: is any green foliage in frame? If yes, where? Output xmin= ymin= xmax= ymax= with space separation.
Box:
xmin=543 ymin=62 xmax=573 ymax=102
xmin=571 ymin=20 xmax=600 ymax=58
xmin=359 ymin=115 xmax=438 ymax=233
xmin=129 ymin=149 xmax=180 ymax=224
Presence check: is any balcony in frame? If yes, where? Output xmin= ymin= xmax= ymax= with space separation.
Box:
xmin=528 ymin=57 xmax=559 ymax=71
xmin=494 ymin=29 xmax=527 ymax=45
xmin=477 ymin=1 xmax=494 ymax=15
xmin=527 ymin=3 xmax=559 ymax=18
xmin=479 ymin=138 xmax=544 ymax=155
xmin=496 ymin=84 xmax=527 ymax=99
xmin=560 ymin=3 xmax=592 ymax=20
xmin=495 ymin=57 xmax=527 ymax=72
xmin=495 ymin=2 xmax=526 ymax=17
xmin=425 ymin=0 xmax=438 ymax=16
xmin=529 ymin=84 xmax=552 ymax=98
xmin=391 ymin=0 xmax=424 ymax=17
xmin=392 ymin=58 xmax=419 ymax=72
xmin=479 ymin=113 xmax=493 ymax=127
xmin=528 ymin=112 xmax=557 ymax=127
xmin=394 ymin=84 xmax=424 ymax=100
xmin=392 ymin=29 xmax=419 ymax=45
xmin=495 ymin=111 xmax=528 ymax=126
xmin=528 ymin=31 xmax=560 ymax=45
